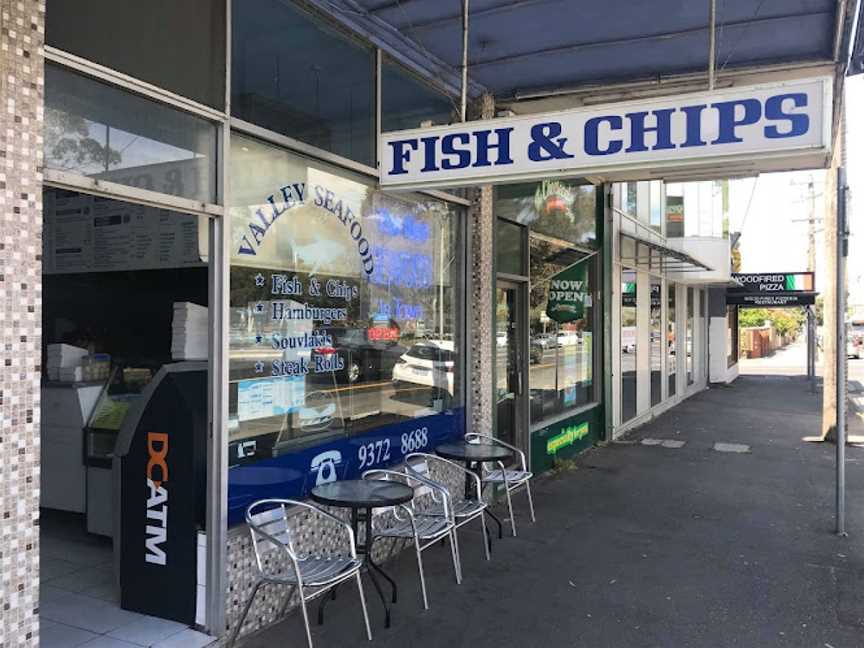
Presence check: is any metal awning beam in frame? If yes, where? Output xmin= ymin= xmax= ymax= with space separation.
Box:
xmin=620 ymin=231 xmax=713 ymax=271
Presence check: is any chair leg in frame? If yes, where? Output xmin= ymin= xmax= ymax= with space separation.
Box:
xmin=298 ymin=592 xmax=314 ymax=648
xmin=479 ymin=514 xmax=491 ymax=560
xmin=449 ymin=530 xmax=463 ymax=584
xmin=525 ymin=479 xmax=536 ymax=523
xmin=504 ymin=484 xmax=518 ymax=537
xmin=227 ymin=580 xmax=262 ymax=648
xmin=354 ymin=572 xmax=373 ymax=641
xmin=414 ymin=537 xmax=430 ymax=610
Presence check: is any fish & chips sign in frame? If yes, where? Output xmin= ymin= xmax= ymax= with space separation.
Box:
xmin=380 ymin=77 xmax=831 ymax=189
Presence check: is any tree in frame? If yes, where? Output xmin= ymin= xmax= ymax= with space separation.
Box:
xmin=44 ymin=109 xmax=122 ymax=172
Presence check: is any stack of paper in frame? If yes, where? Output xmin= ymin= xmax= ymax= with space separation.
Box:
xmin=46 ymin=344 xmax=88 ymax=381
xmin=172 ymin=302 xmax=208 ymax=360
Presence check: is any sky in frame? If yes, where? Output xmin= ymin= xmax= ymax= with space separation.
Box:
xmin=728 ymin=75 xmax=864 ymax=311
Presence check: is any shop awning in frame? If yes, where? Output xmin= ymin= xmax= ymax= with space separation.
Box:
xmin=318 ymin=0 xmax=854 ymax=100
xmin=619 ymin=231 xmax=713 ymax=273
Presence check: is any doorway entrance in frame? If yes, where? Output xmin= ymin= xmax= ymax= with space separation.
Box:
xmin=495 ymin=280 xmax=529 ymax=452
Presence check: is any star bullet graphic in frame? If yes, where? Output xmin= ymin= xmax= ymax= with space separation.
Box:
xmin=254 ymin=273 xmax=265 ymax=287
xmin=255 ymin=302 xmax=264 ymax=314
xmin=254 ymin=361 xmax=265 ymax=374
xmin=255 ymin=335 xmax=263 ymax=345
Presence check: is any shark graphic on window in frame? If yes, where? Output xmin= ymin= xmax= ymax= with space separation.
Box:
xmin=293 ymin=235 xmax=348 ymax=274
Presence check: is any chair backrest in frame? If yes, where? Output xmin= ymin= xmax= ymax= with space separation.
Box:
xmin=405 ymin=453 xmax=463 ymax=502
xmin=246 ymin=500 xmax=300 ymax=574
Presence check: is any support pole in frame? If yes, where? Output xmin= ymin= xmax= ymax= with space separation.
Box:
xmin=808 ymin=307 xmax=816 ymax=393
xmin=707 ymin=0 xmax=717 ymax=90
xmin=460 ymin=0 xmax=469 ymax=122
xmin=836 ymin=166 xmax=848 ymax=536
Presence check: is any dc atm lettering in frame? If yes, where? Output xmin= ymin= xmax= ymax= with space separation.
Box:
xmin=145 ymin=432 xmax=169 ymax=566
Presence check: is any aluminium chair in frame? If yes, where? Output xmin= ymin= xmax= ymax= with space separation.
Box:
xmin=405 ymin=452 xmax=490 ymax=562
xmin=227 ymin=499 xmax=372 ymax=648
xmin=464 ymin=433 xmax=536 ymax=537
xmin=361 ymin=468 xmax=461 ymax=610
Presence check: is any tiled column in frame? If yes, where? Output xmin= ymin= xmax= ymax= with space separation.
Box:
xmin=467 ymin=93 xmax=495 ymax=436
xmin=0 ymin=0 xmax=44 ymax=645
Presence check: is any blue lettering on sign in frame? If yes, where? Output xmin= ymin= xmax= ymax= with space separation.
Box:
xmin=385 ymin=89 xmax=814 ymax=176
xmin=763 ymin=93 xmax=809 ymax=139
xmin=624 ymin=109 xmax=676 ymax=153
xmin=226 ymin=408 xmax=465 ymax=525
xmin=711 ymin=98 xmax=762 ymax=144
xmin=584 ymin=116 xmax=623 ymax=156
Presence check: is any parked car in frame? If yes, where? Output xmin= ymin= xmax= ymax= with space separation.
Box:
xmin=392 ymin=340 xmax=455 ymax=395
xmin=309 ymin=327 xmax=406 ymax=384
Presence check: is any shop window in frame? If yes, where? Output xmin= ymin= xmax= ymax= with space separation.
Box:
xmin=46 ymin=0 xmax=226 ymax=109
xmin=687 ymin=287 xmax=694 ymax=385
xmin=496 ymin=220 xmax=525 ymax=276
xmin=232 ymin=0 xmax=375 ymax=166
xmin=625 ymin=182 xmax=638 ymax=216
xmin=649 ymin=181 xmax=663 ymax=234
xmin=665 ymin=183 xmax=685 ymax=237
xmin=727 ymin=305 xmax=739 ymax=367
xmin=45 ymin=65 xmax=218 ymax=203
xmin=226 ymin=135 xmax=464 ymax=524
xmin=621 ymin=272 xmax=637 ymax=422
xmin=495 ymin=181 xmax=597 ymax=247
xmin=650 ymin=279 xmax=662 ymax=406
xmin=668 ymin=284 xmax=677 ymax=397
xmin=528 ymin=234 xmax=596 ymax=424
xmin=382 ymin=57 xmax=456 ymax=132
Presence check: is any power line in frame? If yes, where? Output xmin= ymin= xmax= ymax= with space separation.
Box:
xmin=737 ymin=175 xmax=759 ymax=237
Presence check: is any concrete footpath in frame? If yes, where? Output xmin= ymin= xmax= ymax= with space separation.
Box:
xmin=240 ymin=376 xmax=864 ymax=648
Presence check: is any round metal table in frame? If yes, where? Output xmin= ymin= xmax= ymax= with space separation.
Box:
xmin=310 ymin=479 xmax=414 ymax=628
xmin=435 ymin=441 xmax=513 ymax=544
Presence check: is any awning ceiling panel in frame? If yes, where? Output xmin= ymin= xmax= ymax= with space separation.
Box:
xmin=349 ymin=0 xmax=840 ymax=98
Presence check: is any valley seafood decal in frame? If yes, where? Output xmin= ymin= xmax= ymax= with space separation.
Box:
xmin=235 ymin=181 xmax=375 ymax=274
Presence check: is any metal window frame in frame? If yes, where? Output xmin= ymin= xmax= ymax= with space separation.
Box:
xmin=44 ymin=46 xmax=228 ymax=123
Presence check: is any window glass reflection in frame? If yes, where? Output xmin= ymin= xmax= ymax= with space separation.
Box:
xmin=668 ymin=284 xmax=677 ymax=397
xmin=226 ymin=135 xmax=464 ymax=522
xmin=650 ymin=279 xmax=662 ymax=406
xmin=382 ymin=58 xmax=455 ymax=132
xmin=46 ymin=0 xmax=226 ymax=108
xmin=621 ymin=272 xmax=637 ymax=422
xmin=496 ymin=220 xmax=524 ymax=276
xmin=45 ymin=65 xmax=218 ymax=203
xmin=528 ymin=234 xmax=595 ymax=423
xmin=232 ymin=0 xmax=374 ymax=166
xmin=687 ymin=287 xmax=694 ymax=385
xmin=496 ymin=181 xmax=597 ymax=247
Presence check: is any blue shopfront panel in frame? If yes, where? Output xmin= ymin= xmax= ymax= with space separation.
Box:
xmin=227 ymin=408 xmax=464 ymax=525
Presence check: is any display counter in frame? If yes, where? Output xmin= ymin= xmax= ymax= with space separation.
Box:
xmin=40 ymin=381 xmax=104 ymax=513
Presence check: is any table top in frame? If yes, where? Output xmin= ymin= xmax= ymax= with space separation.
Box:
xmin=436 ymin=441 xmax=512 ymax=463
xmin=310 ymin=479 xmax=415 ymax=509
